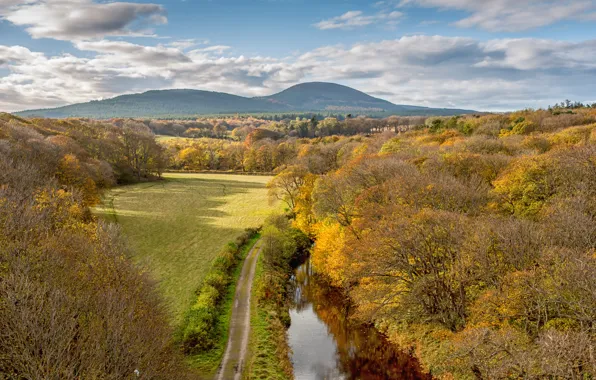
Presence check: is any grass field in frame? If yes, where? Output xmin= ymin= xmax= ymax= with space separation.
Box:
xmin=155 ymin=135 xmax=195 ymax=143
xmin=96 ymin=173 xmax=278 ymax=324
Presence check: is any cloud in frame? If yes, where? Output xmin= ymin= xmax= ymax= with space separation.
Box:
xmin=1 ymin=36 xmax=596 ymax=112
xmin=193 ymin=45 xmax=232 ymax=54
xmin=400 ymin=0 xmax=596 ymax=31
xmin=1 ymin=0 xmax=167 ymax=40
xmin=0 ymin=45 xmax=41 ymax=66
xmin=477 ymin=39 xmax=596 ymax=70
xmin=314 ymin=10 xmax=403 ymax=30
xmin=74 ymin=40 xmax=191 ymax=65
xmin=167 ymin=39 xmax=201 ymax=50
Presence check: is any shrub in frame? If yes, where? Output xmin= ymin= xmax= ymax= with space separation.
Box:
xmin=475 ymin=120 xmax=504 ymax=136
xmin=548 ymin=124 xmax=594 ymax=145
xmin=203 ymin=270 xmax=229 ymax=294
xmin=464 ymin=135 xmax=510 ymax=155
xmin=522 ymin=135 xmax=551 ymax=153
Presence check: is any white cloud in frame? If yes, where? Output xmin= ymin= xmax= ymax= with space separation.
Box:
xmin=1 ymin=36 xmax=596 ymax=112
xmin=74 ymin=40 xmax=191 ymax=65
xmin=193 ymin=45 xmax=232 ymax=54
xmin=400 ymin=0 xmax=596 ymax=31
xmin=167 ymin=39 xmax=200 ymax=50
xmin=1 ymin=0 xmax=166 ymax=40
xmin=0 ymin=45 xmax=41 ymax=66
xmin=477 ymin=39 xmax=596 ymax=70
xmin=314 ymin=10 xmax=403 ymax=30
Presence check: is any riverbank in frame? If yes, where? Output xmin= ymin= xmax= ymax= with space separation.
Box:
xmin=245 ymin=255 xmax=293 ymax=379
xmin=288 ymin=258 xmax=432 ymax=380
xmin=245 ymin=214 xmax=310 ymax=380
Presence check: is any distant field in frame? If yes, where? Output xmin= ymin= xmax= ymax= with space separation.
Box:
xmin=96 ymin=173 xmax=277 ymax=324
xmin=156 ymin=135 xmax=193 ymax=143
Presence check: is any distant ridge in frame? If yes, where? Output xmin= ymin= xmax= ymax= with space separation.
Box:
xmin=15 ymin=82 xmax=477 ymax=118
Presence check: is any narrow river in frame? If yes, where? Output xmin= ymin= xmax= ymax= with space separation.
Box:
xmin=288 ymin=258 xmax=432 ymax=380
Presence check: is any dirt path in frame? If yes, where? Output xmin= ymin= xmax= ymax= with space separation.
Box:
xmin=215 ymin=239 xmax=262 ymax=380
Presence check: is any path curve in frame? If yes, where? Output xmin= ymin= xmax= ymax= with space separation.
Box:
xmin=215 ymin=239 xmax=262 ymax=380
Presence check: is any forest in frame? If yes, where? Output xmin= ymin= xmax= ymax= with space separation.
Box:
xmin=1 ymin=103 xmax=595 ymax=378
xmin=0 ymin=114 xmax=194 ymax=377
xmin=265 ymin=107 xmax=596 ymax=378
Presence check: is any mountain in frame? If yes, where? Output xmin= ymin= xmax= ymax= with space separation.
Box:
xmin=15 ymin=82 xmax=476 ymax=118
xmin=258 ymin=82 xmax=397 ymax=111
xmin=260 ymin=82 xmax=433 ymax=114
xmin=16 ymin=89 xmax=289 ymax=119
xmin=261 ymin=82 xmax=476 ymax=115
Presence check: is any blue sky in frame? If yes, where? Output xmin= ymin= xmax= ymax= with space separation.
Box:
xmin=1 ymin=0 xmax=596 ymax=112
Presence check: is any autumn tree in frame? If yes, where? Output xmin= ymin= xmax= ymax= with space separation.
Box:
xmin=120 ymin=121 xmax=165 ymax=181
xmin=267 ymin=165 xmax=309 ymax=210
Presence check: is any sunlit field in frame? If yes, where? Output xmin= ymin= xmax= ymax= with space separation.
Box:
xmin=155 ymin=135 xmax=202 ymax=143
xmin=96 ymin=173 xmax=278 ymax=323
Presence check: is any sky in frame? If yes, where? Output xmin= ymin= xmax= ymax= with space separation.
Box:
xmin=1 ymin=0 xmax=596 ymax=112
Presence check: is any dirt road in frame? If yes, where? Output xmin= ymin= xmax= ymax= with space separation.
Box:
xmin=215 ymin=239 xmax=262 ymax=380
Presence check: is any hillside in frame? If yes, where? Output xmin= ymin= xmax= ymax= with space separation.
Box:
xmin=15 ymin=82 xmax=476 ymax=118
xmin=260 ymin=82 xmax=471 ymax=115
xmin=16 ymin=89 xmax=289 ymax=119
xmin=259 ymin=82 xmax=397 ymax=111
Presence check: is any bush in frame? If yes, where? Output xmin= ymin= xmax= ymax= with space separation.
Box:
xmin=464 ymin=135 xmax=510 ymax=155
xmin=522 ymin=135 xmax=551 ymax=153
xmin=203 ymin=271 xmax=229 ymax=294
xmin=548 ymin=124 xmax=594 ymax=145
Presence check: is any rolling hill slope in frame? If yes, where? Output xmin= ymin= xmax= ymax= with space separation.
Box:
xmin=17 ymin=89 xmax=289 ymax=119
xmin=260 ymin=82 xmax=432 ymax=113
xmin=16 ymin=82 xmax=476 ymax=118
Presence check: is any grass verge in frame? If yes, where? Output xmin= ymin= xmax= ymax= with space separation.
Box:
xmin=245 ymin=254 xmax=293 ymax=380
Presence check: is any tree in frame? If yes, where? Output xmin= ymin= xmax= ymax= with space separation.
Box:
xmin=0 ymin=118 xmax=191 ymax=378
xmin=120 ymin=121 xmax=165 ymax=180
xmin=267 ymin=165 xmax=309 ymax=210
xmin=212 ymin=123 xmax=228 ymax=138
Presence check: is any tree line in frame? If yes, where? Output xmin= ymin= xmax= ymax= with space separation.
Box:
xmin=266 ymin=107 xmax=596 ymax=379
xmin=0 ymin=114 xmax=190 ymax=378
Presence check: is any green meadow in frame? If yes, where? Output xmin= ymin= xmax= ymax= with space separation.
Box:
xmin=96 ymin=173 xmax=278 ymax=324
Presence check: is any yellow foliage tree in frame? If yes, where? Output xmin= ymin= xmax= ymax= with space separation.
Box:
xmin=311 ymin=221 xmax=347 ymax=287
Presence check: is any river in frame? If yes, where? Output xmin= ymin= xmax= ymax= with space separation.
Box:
xmin=288 ymin=258 xmax=432 ymax=380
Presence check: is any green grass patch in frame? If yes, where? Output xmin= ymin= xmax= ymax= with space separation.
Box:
xmin=245 ymin=250 xmax=293 ymax=380
xmin=95 ymin=173 xmax=278 ymax=324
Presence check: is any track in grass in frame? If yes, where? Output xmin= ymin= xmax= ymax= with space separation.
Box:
xmin=95 ymin=173 xmax=277 ymax=324
xmin=216 ymin=239 xmax=262 ymax=380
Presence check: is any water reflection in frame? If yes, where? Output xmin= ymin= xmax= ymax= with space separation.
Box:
xmin=288 ymin=259 xmax=432 ymax=380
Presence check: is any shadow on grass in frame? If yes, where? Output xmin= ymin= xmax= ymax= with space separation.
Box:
xmin=95 ymin=174 xmax=273 ymax=327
